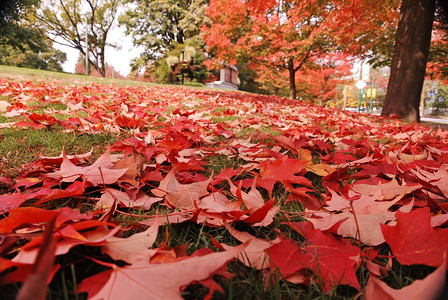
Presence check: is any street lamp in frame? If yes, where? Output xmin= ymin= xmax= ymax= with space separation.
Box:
xmin=85 ymin=16 xmax=90 ymax=76
xmin=356 ymin=79 xmax=366 ymax=112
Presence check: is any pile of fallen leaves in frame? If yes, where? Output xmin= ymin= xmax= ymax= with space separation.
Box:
xmin=0 ymin=79 xmax=447 ymax=299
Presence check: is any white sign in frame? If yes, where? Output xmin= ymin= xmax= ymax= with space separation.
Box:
xmin=355 ymin=80 xmax=366 ymax=90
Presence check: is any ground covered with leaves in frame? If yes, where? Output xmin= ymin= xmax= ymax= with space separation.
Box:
xmin=0 ymin=78 xmax=447 ymax=299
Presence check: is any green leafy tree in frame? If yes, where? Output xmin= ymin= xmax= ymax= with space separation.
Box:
xmin=0 ymin=0 xmax=37 ymax=25
xmin=119 ymin=0 xmax=208 ymax=71
xmin=0 ymin=0 xmax=67 ymax=71
xmin=0 ymin=0 xmax=40 ymax=49
xmin=145 ymin=38 xmax=208 ymax=84
xmin=427 ymin=81 xmax=448 ymax=114
xmin=0 ymin=40 xmax=66 ymax=71
xmin=35 ymin=0 xmax=122 ymax=77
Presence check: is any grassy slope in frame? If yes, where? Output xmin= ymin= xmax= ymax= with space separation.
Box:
xmin=0 ymin=66 xmax=447 ymax=300
xmin=0 ymin=65 xmax=154 ymax=86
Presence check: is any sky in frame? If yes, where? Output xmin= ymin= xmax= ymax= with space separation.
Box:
xmin=54 ymin=26 xmax=143 ymax=77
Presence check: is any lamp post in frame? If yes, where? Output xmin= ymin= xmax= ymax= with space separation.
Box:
xmin=355 ymin=62 xmax=366 ymax=112
xmin=367 ymin=84 xmax=376 ymax=113
xmin=85 ymin=16 xmax=90 ymax=76
xmin=356 ymin=79 xmax=367 ymax=112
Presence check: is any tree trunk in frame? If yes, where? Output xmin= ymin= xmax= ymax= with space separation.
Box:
xmin=381 ymin=0 xmax=436 ymax=122
xmin=288 ymin=59 xmax=297 ymax=100
xmin=97 ymin=47 xmax=106 ymax=77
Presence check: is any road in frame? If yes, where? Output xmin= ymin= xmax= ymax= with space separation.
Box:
xmin=421 ymin=116 xmax=448 ymax=130
xmin=421 ymin=117 xmax=448 ymax=125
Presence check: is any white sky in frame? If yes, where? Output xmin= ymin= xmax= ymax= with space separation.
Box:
xmin=351 ymin=61 xmax=370 ymax=82
xmin=54 ymin=25 xmax=143 ymax=77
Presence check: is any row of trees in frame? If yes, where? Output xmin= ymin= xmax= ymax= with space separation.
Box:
xmin=1 ymin=0 xmax=447 ymax=121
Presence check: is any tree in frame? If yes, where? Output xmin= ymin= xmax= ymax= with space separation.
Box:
xmin=0 ymin=0 xmax=37 ymax=25
xmin=428 ymin=82 xmax=448 ymax=114
xmin=427 ymin=2 xmax=448 ymax=82
xmin=0 ymin=39 xmax=66 ymax=71
xmin=143 ymin=38 xmax=209 ymax=84
xmin=381 ymin=0 xmax=437 ymax=122
xmin=0 ymin=0 xmax=67 ymax=71
xmin=119 ymin=0 xmax=208 ymax=71
xmin=319 ymin=0 xmax=447 ymax=122
xmin=296 ymin=54 xmax=353 ymax=105
xmin=294 ymin=0 xmax=447 ymax=121
xmin=0 ymin=0 xmax=40 ymax=49
xmin=35 ymin=0 xmax=121 ymax=77
xmin=203 ymin=0 xmax=335 ymax=99
xmin=324 ymin=0 xmax=400 ymax=67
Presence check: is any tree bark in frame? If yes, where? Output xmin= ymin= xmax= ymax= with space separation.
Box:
xmin=381 ymin=0 xmax=436 ymax=122
xmin=288 ymin=59 xmax=297 ymax=100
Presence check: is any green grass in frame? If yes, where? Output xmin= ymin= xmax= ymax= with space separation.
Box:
xmin=0 ymin=65 xmax=154 ymax=87
xmin=0 ymin=65 xmax=210 ymax=90
xmin=0 ymin=126 xmax=121 ymax=177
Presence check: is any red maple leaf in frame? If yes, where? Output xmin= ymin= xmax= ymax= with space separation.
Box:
xmin=381 ymin=208 xmax=448 ymax=267
xmin=267 ymin=228 xmax=362 ymax=291
xmin=258 ymin=156 xmax=311 ymax=194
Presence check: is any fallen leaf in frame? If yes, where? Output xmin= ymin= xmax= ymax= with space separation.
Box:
xmin=365 ymin=258 xmax=446 ymax=300
xmin=302 ymin=228 xmax=362 ymax=291
xmin=78 ymin=241 xmax=249 ymax=300
xmin=16 ymin=216 xmax=58 ymax=300
xmin=102 ymin=217 xmax=159 ymax=264
xmin=46 ymin=148 xmax=129 ymax=186
xmin=96 ymin=188 xmax=162 ymax=210
xmin=350 ymin=178 xmax=421 ymax=200
xmin=303 ymin=192 xmax=413 ymax=245
xmin=152 ymin=169 xmax=210 ymax=209
xmin=0 ymin=193 xmax=26 ymax=213
xmin=381 ymin=208 xmax=448 ymax=267
xmin=221 ymin=226 xmax=281 ymax=269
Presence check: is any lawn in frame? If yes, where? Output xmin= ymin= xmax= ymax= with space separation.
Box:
xmin=0 ymin=67 xmax=447 ymax=299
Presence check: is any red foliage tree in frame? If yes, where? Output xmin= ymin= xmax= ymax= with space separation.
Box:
xmin=295 ymin=54 xmax=353 ymax=104
xmin=202 ymin=0 xmax=402 ymax=100
xmin=202 ymin=0 xmax=336 ymax=99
